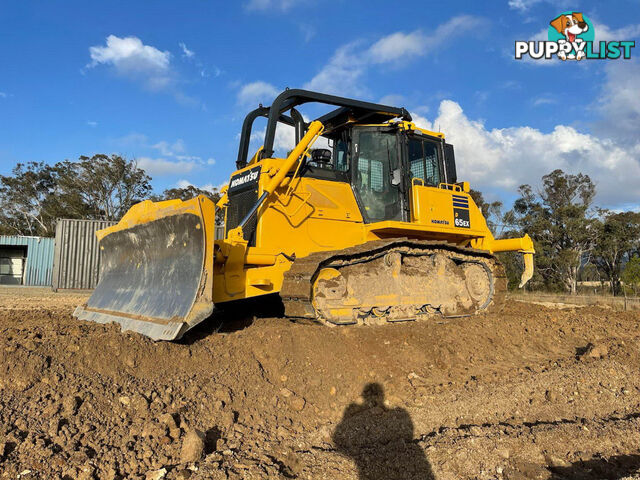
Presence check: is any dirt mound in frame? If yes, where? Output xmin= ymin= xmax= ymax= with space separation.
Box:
xmin=1 ymin=288 xmax=640 ymax=479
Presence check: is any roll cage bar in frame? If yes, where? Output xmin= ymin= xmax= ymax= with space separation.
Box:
xmin=236 ymin=89 xmax=412 ymax=169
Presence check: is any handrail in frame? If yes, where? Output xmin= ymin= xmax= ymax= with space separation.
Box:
xmin=438 ymin=182 xmax=462 ymax=192
xmin=236 ymin=107 xmax=305 ymax=169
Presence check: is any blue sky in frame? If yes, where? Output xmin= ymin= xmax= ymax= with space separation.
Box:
xmin=1 ymin=0 xmax=639 ymax=209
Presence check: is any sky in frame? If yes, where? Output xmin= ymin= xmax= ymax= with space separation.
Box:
xmin=1 ymin=0 xmax=639 ymax=210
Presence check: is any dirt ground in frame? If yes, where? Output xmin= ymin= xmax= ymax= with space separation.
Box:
xmin=1 ymin=287 xmax=640 ymax=480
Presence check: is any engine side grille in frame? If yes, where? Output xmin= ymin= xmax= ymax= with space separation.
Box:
xmin=225 ymin=188 xmax=258 ymax=247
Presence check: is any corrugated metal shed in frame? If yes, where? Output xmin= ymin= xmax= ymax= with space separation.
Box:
xmin=0 ymin=235 xmax=55 ymax=286
xmin=52 ymin=219 xmax=116 ymax=291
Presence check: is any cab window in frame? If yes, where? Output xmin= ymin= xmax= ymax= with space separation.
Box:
xmin=334 ymin=139 xmax=349 ymax=172
xmin=408 ymin=137 xmax=442 ymax=186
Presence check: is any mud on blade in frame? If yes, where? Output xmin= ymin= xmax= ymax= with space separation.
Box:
xmin=74 ymin=197 xmax=215 ymax=341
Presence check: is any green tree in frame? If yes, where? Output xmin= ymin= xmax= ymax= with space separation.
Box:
xmin=0 ymin=155 xmax=152 ymax=236
xmin=469 ymin=189 xmax=503 ymax=235
xmin=509 ymin=169 xmax=597 ymax=294
xmin=622 ymin=255 xmax=640 ymax=296
xmin=0 ymin=162 xmax=60 ymax=236
xmin=154 ymin=185 xmax=220 ymax=203
xmin=57 ymin=154 xmax=152 ymax=221
xmin=593 ymin=210 xmax=640 ymax=295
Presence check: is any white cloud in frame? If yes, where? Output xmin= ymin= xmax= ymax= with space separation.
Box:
xmin=0 ymin=92 xmax=7 ymax=98
xmin=115 ymin=132 xmax=148 ymax=147
xmin=152 ymin=139 xmax=185 ymax=156
xmin=87 ymin=37 xmax=203 ymax=107
xmin=370 ymin=16 xmax=485 ymax=63
xmin=508 ymin=0 xmax=574 ymax=12
xmin=593 ymin=22 xmax=640 ymax=43
xmin=207 ymin=158 xmax=216 ymax=165
xmin=412 ymin=100 xmax=640 ymax=207
xmin=304 ymin=42 xmax=367 ymax=97
xmin=244 ymin=0 xmax=301 ymax=11
xmin=305 ymin=16 xmax=486 ymax=96
xmin=176 ymin=179 xmax=226 ymax=192
xmin=237 ymin=81 xmax=279 ymax=107
xmin=87 ymin=121 xmax=98 ymax=127
xmin=298 ymin=23 xmax=316 ymax=43
xmin=179 ymin=42 xmax=195 ymax=58
xmin=87 ymin=35 xmax=172 ymax=90
xmin=113 ymin=135 xmax=206 ymax=176
xmin=368 ymin=31 xmax=426 ymax=63
xmin=137 ymin=157 xmax=199 ymax=176
xmin=250 ymin=124 xmax=295 ymax=152
xmin=500 ymin=80 xmax=522 ymax=90
xmin=531 ymin=95 xmax=556 ymax=107
xmin=507 ymin=0 xmax=544 ymax=11
xmin=200 ymin=66 xmax=222 ymax=78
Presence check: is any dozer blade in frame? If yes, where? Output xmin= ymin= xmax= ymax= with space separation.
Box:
xmin=74 ymin=196 xmax=216 ymax=341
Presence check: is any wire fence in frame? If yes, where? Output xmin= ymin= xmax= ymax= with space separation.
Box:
xmin=509 ymin=291 xmax=640 ymax=311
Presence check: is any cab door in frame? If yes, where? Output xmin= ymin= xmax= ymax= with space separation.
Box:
xmin=351 ymin=127 xmax=404 ymax=223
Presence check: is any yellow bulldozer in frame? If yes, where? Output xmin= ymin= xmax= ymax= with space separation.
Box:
xmin=74 ymin=89 xmax=534 ymax=340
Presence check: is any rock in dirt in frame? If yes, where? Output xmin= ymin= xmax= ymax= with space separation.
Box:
xmin=544 ymin=453 xmax=571 ymax=468
xmin=290 ymin=395 xmax=306 ymax=412
xmin=180 ymin=429 xmax=205 ymax=463
xmin=159 ymin=412 xmax=178 ymax=429
xmin=63 ymin=395 xmax=82 ymax=415
xmin=131 ymin=393 xmax=150 ymax=412
xmin=145 ymin=467 xmax=167 ymax=480
xmin=581 ymin=343 xmax=609 ymax=360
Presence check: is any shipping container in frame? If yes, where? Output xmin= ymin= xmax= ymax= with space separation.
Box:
xmin=52 ymin=219 xmax=116 ymax=291
xmin=0 ymin=236 xmax=55 ymax=286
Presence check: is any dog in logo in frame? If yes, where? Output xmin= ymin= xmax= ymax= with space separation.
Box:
xmin=550 ymin=12 xmax=589 ymax=60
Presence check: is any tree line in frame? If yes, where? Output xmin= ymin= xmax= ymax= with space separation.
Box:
xmin=471 ymin=169 xmax=640 ymax=296
xmin=0 ymin=154 xmax=220 ymax=237
xmin=1 ymin=156 xmax=638 ymax=295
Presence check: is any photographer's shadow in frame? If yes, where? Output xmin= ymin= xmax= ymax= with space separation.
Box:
xmin=333 ymin=383 xmax=434 ymax=480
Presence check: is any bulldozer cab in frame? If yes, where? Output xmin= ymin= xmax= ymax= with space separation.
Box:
xmin=349 ymin=126 xmax=455 ymax=224
xmin=231 ymin=87 xmax=456 ymax=227
xmin=297 ymin=122 xmax=456 ymax=225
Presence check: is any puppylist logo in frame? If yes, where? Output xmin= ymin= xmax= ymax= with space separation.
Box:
xmin=515 ymin=12 xmax=635 ymax=61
